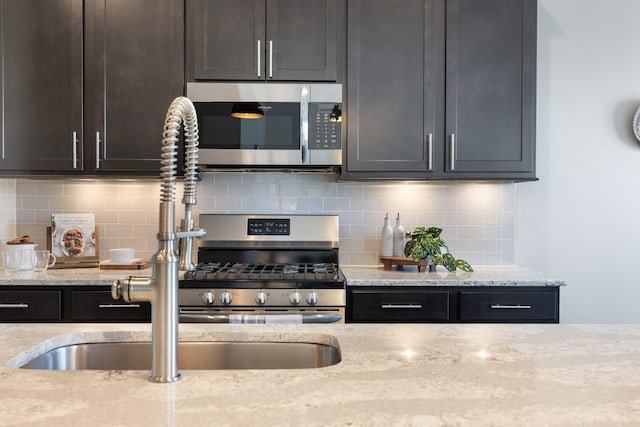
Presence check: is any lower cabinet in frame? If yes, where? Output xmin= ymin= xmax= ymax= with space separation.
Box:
xmin=0 ymin=286 xmax=150 ymax=323
xmin=0 ymin=290 xmax=62 ymax=321
xmin=71 ymin=290 xmax=151 ymax=322
xmin=347 ymin=286 xmax=559 ymax=323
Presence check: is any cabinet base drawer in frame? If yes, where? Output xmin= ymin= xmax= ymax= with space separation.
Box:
xmin=71 ymin=291 xmax=151 ymax=322
xmin=0 ymin=291 xmax=61 ymax=321
xmin=460 ymin=290 xmax=558 ymax=322
xmin=350 ymin=290 xmax=449 ymax=322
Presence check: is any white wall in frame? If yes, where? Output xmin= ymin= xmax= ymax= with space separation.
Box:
xmin=516 ymin=0 xmax=640 ymax=322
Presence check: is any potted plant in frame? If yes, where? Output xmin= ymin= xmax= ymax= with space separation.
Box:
xmin=404 ymin=226 xmax=473 ymax=272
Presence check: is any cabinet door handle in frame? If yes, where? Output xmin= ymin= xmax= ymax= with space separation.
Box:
xmin=98 ymin=304 xmax=142 ymax=309
xmin=381 ymin=304 xmax=423 ymax=309
xmin=95 ymin=131 xmax=101 ymax=169
xmin=449 ymin=133 xmax=456 ymax=171
xmin=268 ymin=40 xmax=273 ymax=78
xmin=426 ymin=133 xmax=433 ymax=171
xmin=490 ymin=304 xmax=532 ymax=310
xmin=72 ymin=131 xmax=79 ymax=169
xmin=0 ymin=303 xmax=29 ymax=309
xmin=257 ymin=39 xmax=261 ymax=78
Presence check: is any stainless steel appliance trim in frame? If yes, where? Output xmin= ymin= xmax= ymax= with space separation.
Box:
xmin=179 ymin=288 xmax=345 ymax=308
xmin=198 ymin=240 xmax=338 ymax=250
xmin=300 ymin=85 xmax=309 ymax=164
xmin=179 ymin=307 xmax=344 ymax=324
xmin=490 ymin=304 xmax=532 ymax=310
xmin=197 ymin=214 xmax=339 ymax=243
xmin=187 ymin=82 xmax=312 ymax=103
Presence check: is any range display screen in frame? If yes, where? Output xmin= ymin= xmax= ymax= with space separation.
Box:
xmin=247 ymin=218 xmax=290 ymax=236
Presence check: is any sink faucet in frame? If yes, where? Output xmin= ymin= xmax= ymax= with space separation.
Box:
xmin=111 ymin=96 xmax=206 ymax=383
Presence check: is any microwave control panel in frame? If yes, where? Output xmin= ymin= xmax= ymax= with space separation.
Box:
xmin=309 ymin=103 xmax=342 ymax=150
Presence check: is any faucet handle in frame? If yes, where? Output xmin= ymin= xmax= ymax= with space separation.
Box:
xmin=175 ymin=228 xmax=207 ymax=239
xmin=112 ymin=279 xmax=125 ymax=300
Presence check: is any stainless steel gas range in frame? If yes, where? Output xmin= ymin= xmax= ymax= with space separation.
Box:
xmin=178 ymin=214 xmax=345 ymax=323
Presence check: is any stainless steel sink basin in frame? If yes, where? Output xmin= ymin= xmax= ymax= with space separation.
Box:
xmin=18 ymin=340 xmax=341 ymax=371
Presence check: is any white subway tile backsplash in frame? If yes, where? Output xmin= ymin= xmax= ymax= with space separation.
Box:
xmin=2 ymin=174 xmax=516 ymax=265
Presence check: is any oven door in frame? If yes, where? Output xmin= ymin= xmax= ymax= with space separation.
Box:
xmin=179 ymin=307 xmax=344 ymax=324
xmin=187 ymin=82 xmax=309 ymax=167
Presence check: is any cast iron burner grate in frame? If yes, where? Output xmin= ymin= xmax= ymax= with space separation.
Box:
xmin=183 ymin=262 xmax=340 ymax=282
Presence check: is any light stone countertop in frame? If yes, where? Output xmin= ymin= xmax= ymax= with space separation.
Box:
xmin=0 ymin=265 xmax=565 ymax=287
xmin=1 ymin=322 xmax=639 ymax=426
xmin=342 ymin=265 xmax=566 ymax=287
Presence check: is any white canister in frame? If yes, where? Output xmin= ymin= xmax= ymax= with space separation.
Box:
xmin=108 ymin=248 xmax=135 ymax=264
xmin=5 ymin=243 xmax=36 ymax=270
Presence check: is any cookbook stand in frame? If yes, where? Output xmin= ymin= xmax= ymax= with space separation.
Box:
xmin=46 ymin=226 xmax=100 ymax=269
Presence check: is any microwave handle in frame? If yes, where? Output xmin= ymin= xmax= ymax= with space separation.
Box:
xmin=300 ymin=85 xmax=310 ymax=165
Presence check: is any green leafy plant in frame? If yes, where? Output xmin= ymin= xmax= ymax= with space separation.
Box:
xmin=403 ymin=226 xmax=473 ymax=272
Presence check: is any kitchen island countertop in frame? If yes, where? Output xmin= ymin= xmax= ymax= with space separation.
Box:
xmin=1 ymin=322 xmax=638 ymax=426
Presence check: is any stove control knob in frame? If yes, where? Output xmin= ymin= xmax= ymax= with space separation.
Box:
xmin=306 ymin=291 xmax=318 ymax=306
xmin=202 ymin=291 xmax=215 ymax=305
xmin=255 ymin=291 xmax=267 ymax=305
xmin=220 ymin=291 xmax=233 ymax=305
xmin=289 ymin=291 xmax=301 ymax=305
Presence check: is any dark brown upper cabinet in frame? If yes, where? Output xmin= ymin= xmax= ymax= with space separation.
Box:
xmin=0 ymin=0 xmax=184 ymax=175
xmin=84 ymin=0 xmax=184 ymax=174
xmin=0 ymin=0 xmax=83 ymax=173
xmin=188 ymin=0 xmax=338 ymax=81
xmin=342 ymin=0 xmax=537 ymax=181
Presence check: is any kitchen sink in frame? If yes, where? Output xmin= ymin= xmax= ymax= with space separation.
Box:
xmin=17 ymin=340 xmax=342 ymax=371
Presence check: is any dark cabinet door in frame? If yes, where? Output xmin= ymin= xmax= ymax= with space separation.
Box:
xmin=445 ymin=0 xmax=536 ymax=176
xmin=343 ymin=0 xmax=536 ymax=181
xmin=344 ymin=0 xmax=442 ymax=178
xmin=265 ymin=0 xmax=337 ymax=81
xmin=191 ymin=0 xmax=265 ymax=80
xmin=84 ymin=0 xmax=184 ymax=173
xmin=190 ymin=0 xmax=337 ymax=81
xmin=0 ymin=0 xmax=83 ymax=173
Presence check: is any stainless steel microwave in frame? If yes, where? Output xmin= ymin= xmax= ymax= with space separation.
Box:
xmin=186 ymin=82 xmax=342 ymax=168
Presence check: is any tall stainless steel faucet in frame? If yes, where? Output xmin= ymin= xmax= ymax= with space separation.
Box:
xmin=111 ymin=96 xmax=206 ymax=383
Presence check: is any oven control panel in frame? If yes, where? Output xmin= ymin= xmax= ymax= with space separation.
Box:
xmin=247 ymin=218 xmax=290 ymax=236
xmin=179 ymin=288 xmax=345 ymax=308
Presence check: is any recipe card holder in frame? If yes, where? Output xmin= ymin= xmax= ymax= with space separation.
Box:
xmin=46 ymin=226 xmax=100 ymax=269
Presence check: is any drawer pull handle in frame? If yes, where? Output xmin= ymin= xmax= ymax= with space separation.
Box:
xmin=98 ymin=304 xmax=141 ymax=309
xmin=490 ymin=304 xmax=532 ymax=310
xmin=0 ymin=303 xmax=29 ymax=309
xmin=381 ymin=304 xmax=423 ymax=309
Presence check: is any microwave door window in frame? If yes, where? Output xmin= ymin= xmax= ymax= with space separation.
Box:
xmin=197 ymin=102 xmax=299 ymax=150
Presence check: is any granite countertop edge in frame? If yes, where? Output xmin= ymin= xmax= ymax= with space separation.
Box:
xmin=0 ymin=264 xmax=566 ymax=287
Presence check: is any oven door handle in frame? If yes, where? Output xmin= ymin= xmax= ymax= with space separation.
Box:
xmin=179 ymin=312 xmax=342 ymax=324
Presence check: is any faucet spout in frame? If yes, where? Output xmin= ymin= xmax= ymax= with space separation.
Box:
xmin=112 ymin=96 xmax=205 ymax=383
